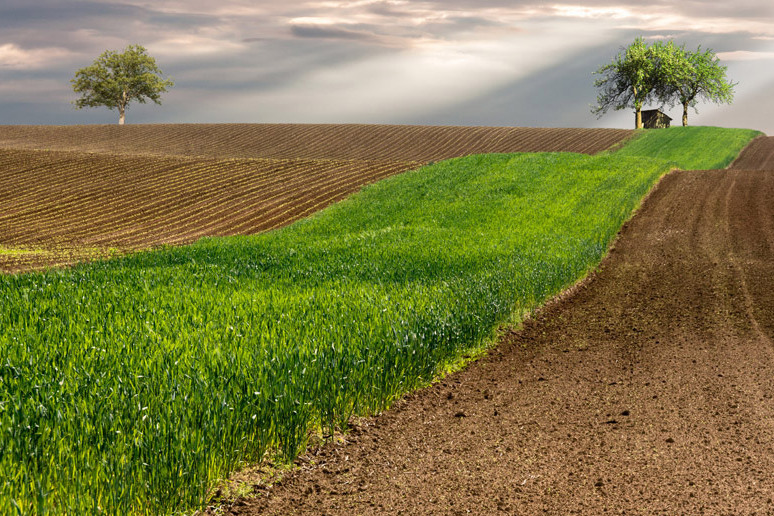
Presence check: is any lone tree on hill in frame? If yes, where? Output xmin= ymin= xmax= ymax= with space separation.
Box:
xmin=592 ymin=37 xmax=658 ymax=129
xmin=654 ymin=42 xmax=735 ymax=127
xmin=71 ymin=45 xmax=173 ymax=125
xmin=593 ymin=38 xmax=736 ymax=128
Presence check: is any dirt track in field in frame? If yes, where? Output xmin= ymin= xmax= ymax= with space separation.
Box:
xmin=227 ymin=139 xmax=774 ymax=514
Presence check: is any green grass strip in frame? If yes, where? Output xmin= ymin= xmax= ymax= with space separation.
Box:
xmin=0 ymin=127 xmax=759 ymax=514
xmin=607 ymin=126 xmax=763 ymax=170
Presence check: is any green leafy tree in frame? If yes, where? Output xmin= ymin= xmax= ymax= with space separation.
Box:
xmin=592 ymin=37 xmax=659 ymax=129
xmin=71 ymin=45 xmax=173 ymax=125
xmin=654 ymin=42 xmax=735 ymax=126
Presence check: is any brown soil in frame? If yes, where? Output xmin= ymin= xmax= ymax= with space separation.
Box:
xmin=225 ymin=159 xmax=774 ymax=512
xmin=731 ymin=136 xmax=774 ymax=170
xmin=0 ymin=124 xmax=631 ymax=161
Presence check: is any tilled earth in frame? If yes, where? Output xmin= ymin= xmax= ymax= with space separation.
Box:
xmin=228 ymin=139 xmax=774 ymax=515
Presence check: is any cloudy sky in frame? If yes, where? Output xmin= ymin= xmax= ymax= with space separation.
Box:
xmin=1 ymin=0 xmax=773 ymax=133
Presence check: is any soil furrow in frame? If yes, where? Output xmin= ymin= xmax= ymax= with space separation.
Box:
xmin=0 ymin=125 xmax=631 ymax=161
xmin=730 ymin=136 xmax=774 ymax=170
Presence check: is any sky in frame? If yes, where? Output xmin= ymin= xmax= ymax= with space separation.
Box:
xmin=1 ymin=0 xmax=773 ymax=133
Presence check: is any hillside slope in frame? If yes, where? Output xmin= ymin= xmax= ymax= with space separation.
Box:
xmin=0 ymin=126 xmax=633 ymax=273
xmin=0 ymin=127 xmax=762 ymax=515
xmin=235 ymin=138 xmax=774 ymax=516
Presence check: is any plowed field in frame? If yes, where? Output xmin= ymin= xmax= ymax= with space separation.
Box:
xmin=0 ymin=150 xmax=416 ymax=272
xmin=730 ymin=135 xmax=774 ymax=170
xmin=228 ymin=141 xmax=774 ymax=514
xmin=0 ymin=125 xmax=632 ymax=273
xmin=0 ymin=124 xmax=630 ymax=161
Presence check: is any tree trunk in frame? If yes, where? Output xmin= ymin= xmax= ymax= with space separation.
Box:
xmin=682 ymin=103 xmax=689 ymax=127
xmin=118 ymin=90 xmax=127 ymax=125
xmin=633 ymin=86 xmax=642 ymax=129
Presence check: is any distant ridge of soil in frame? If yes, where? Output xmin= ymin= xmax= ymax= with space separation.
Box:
xmin=730 ymin=135 xmax=774 ymax=170
xmin=0 ymin=124 xmax=632 ymax=161
xmin=226 ymin=141 xmax=774 ymax=514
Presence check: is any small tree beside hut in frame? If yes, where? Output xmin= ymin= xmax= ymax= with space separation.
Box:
xmin=653 ymin=41 xmax=736 ymax=127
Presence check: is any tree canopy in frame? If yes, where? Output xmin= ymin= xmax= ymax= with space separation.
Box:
xmin=592 ymin=37 xmax=657 ymax=129
xmin=71 ymin=45 xmax=173 ymax=125
xmin=592 ymin=38 xmax=735 ymax=128
xmin=653 ymin=42 xmax=735 ymax=127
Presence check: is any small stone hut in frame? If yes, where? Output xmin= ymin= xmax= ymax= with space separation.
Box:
xmin=641 ymin=109 xmax=672 ymax=129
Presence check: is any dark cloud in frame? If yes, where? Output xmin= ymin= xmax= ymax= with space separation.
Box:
xmin=0 ymin=1 xmax=215 ymax=30
xmin=420 ymin=0 xmax=774 ymax=26
xmin=668 ymin=0 xmax=774 ymax=19
xmin=364 ymin=1 xmax=417 ymax=18
xmin=290 ymin=24 xmax=381 ymax=42
xmin=444 ymin=16 xmax=510 ymax=29
xmin=0 ymin=1 xmax=141 ymax=26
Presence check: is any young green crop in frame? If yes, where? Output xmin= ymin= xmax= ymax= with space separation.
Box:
xmin=607 ymin=126 xmax=762 ymax=170
xmin=0 ymin=127 xmax=759 ymax=514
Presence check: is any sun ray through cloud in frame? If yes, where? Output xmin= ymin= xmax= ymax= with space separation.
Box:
xmin=0 ymin=0 xmax=770 ymax=132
